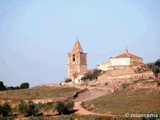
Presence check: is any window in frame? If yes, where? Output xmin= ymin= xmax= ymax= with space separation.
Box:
xmin=73 ymin=55 xmax=75 ymax=61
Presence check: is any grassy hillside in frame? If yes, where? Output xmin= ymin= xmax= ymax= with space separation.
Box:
xmin=0 ymin=86 xmax=78 ymax=100
xmin=90 ymin=88 xmax=160 ymax=114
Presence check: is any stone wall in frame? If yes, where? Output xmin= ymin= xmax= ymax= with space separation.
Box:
xmin=68 ymin=53 xmax=87 ymax=79
xmin=106 ymin=72 xmax=154 ymax=81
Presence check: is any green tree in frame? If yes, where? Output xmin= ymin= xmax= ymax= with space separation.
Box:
xmin=14 ymin=86 xmax=20 ymax=90
xmin=0 ymin=102 xmax=11 ymax=117
xmin=55 ymin=101 xmax=74 ymax=115
xmin=20 ymin=82 xmax=29 ymax=89
xmin=147 ymin=59 xmax=160 ymax=78
xmin=27 ymin=101 xmax=39 ymax=116
xmin=7 ymin=86 xmax=15 ymax=90
xmin=147 ymin=62 xmax=154 ymax=69
xmin=155 ymin=59 xmax=160 ymax=67
xmin=92 ymin=69 xmax=102 ymax=80
xmin=152 ymin=66 xmax=160 ymax=77
xmin=0 ymin=81 xmax=6 ymax=91
xmin=65 ymin=78 xmax=72 ymax=83
xmin=82 ymin=72 xmax=93 ymax=81
xmin=18 ymin=100 xmax=27 ymax=113
xmin=18 ymin=100 xmax=39 ymax=116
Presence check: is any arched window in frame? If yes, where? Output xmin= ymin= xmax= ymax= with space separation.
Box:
xmin=73 ymin=54 xmax=75 ymax=61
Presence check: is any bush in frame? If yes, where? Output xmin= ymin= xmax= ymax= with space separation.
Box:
xmin=152 ymin=66 xmax=160 ymax=77
xmin=121 ymin=83 xmax=130 ymax=89
xmin=28 ymin=116 xmax=44 ymax=120
xmin=65 ymin=78 xmax=72 ymax=83
xmin=142 ymin=109 xmax=159 ymax=120
xmin=18 ymin=100 xmax=39 ymax=116
xmin=55 ymin=101 xmax=74 ymax=115
xmin=0 ymin=116 xmax=14 ymax=120
xmin=81 ymin=69 xmax=102 ymax=81
xmin=113 ymin=117 xmax=129 ymax=120
xmin=147 ymin=59 xmax=160 ymax=78
xmin=0 ymin=102 xmax=11 ymax=117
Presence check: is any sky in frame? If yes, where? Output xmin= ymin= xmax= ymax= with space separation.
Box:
xmin=0 ymin=0 xmax=160 ymax=87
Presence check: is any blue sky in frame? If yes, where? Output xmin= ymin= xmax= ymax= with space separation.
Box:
xmin=0 ymin=0 xmax=160 ymax=87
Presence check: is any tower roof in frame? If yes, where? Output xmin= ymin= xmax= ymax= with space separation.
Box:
xmin=71 ymin=38 xmax=83 ymax=53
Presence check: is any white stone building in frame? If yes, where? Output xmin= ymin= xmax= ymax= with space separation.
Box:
xmin=97 ymin=49 xmax=146 ymax=71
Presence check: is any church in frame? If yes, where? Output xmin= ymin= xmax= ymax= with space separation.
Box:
xmin=67 ymin=38 xmax=146 ymax=84
xmin=97 ymin=49 xmax=146 ymax=71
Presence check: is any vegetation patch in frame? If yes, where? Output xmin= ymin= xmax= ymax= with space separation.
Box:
xmin=90 ymin=88 xmax=160 ymax=114
xmin=0 ymin=86 xmax=78 ymax=100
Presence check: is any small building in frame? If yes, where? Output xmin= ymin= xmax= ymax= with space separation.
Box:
xmin=97 ymin=49 xmax=146 ymax=71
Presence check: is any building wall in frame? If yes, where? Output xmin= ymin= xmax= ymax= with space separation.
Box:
xmin=110 ymin=58 xmax=131 ymax=66
xmin=97 ymin=62 xmax=111 ymax=71
xmin=97 ymin=58 xmax=131 ymax=71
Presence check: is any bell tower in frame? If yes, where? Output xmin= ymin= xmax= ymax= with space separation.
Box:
xmin=68 ymin=38 xmax=87 ymax=79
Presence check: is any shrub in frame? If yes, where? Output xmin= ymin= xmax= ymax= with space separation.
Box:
xmin=65 ymin=78 xmax=72 ymax=83
xmin=18 ymin=100 xmax=39 ymax=116
xmin=0 ymin=102 xmax=11 ymax=117
xmin=113 ymin=117 xmax=130 ymax=120
xmin=81 ymin=69 xmax=102 ymax=81
xmin=28 ymin=116 xmax=44 ymax=120
xmin=142 ymin=109 xmax=159 ymax=120
xmin=55 ymin=101 xmax=74 ymax=115
xmin=152 ymin=66 xmax=160 ymax=77
xmin=121 ymin=83 xmax=130 ymax=89
xmin=0 ymin=116 xmax=14 ymax=120
xmin=147 ymin=59 xmax=160 ymax=78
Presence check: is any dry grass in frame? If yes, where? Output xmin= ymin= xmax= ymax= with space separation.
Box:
xmin=90 ymin=88 xmax=160 ymax=114
xmin=0 ymin=86 xmax=78 ymax=100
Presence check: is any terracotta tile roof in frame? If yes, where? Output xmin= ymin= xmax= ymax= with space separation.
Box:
xmin=71 ymin=38 xmax=83 ymax=53
xmin=130 ymin=61 xmax=146 ymax=67
xmin=114 ymin=50 xmax=142 ymax=59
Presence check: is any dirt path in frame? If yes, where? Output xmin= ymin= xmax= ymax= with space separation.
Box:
xmin=73 ymin=88 xmax=114 ymax=116
xmin=73 ymin=102 xmax=114 ymax=116
xmin=74 ymin=102 xmax=95 ymax=115
xmin=74 ymin=88 xmax=109 ymax=102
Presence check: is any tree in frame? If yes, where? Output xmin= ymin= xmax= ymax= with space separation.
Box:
xmin=14 ymin=86 xmax=20 ymax=90
xmin=92 ymin=69 xmax=102 ymax=80
xmin=7 ymin=86 xmax=15 ymax=90
xmin=81 ymin=69 xmax=102 ymax=81
xmin=55 ymin=101 xmax=74 ymax=115
xmin=65 ymin=78 xmax=72 ymax=83
xmin=20 ymin=82 xmax=29 ymax=89
xmin=0 ymin=102 xmax=11 ymax=117
xmin=147 ymin=59 xmax=160 ymax=78
xmin=147 ymin=62 xmax=154 ymax=69
xmin=152 ymin=66 xmax=160 ymax=77
xmin=155 ymin=59 xmax=160 ymax=67
xmin=0 ymin=81 xmax=6 ymax=91
xmin=18 ymin=100 xmax=27 ymax=113
xmin=26 ymin=101 xmax=39 ymax=116
xmin=18 ymin=100 xmax=39 ymax=116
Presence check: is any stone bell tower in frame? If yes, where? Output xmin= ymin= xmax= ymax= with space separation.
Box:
xmin=68 ymin=38 xmax=87 ymax=79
